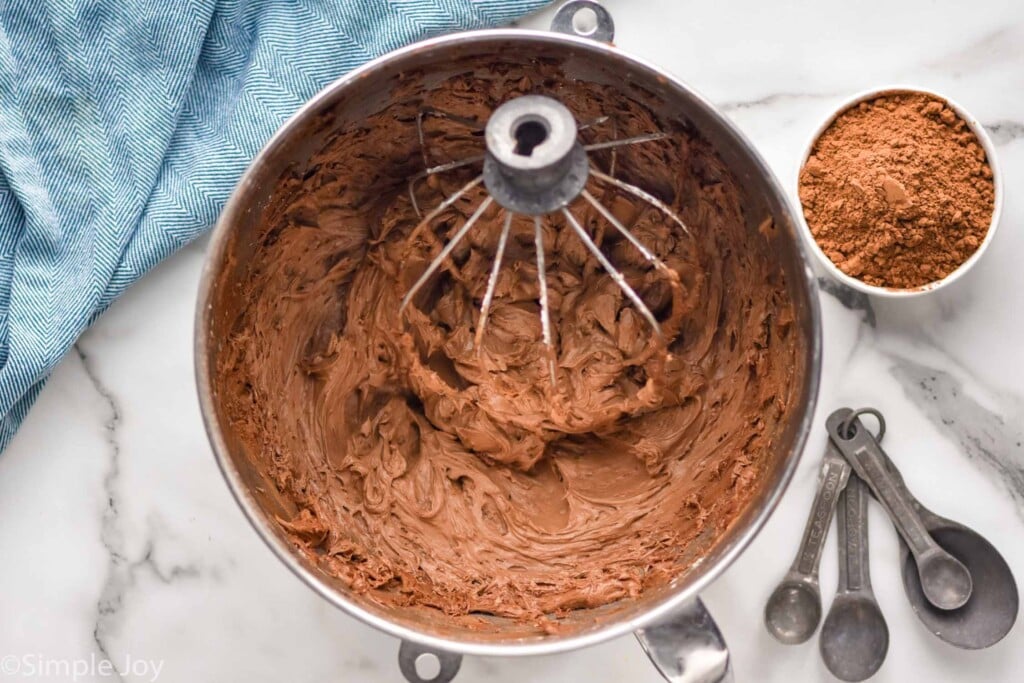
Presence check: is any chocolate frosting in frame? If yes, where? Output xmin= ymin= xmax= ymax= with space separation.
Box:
xmin=217 ymin=66 xmax=799 ymax=625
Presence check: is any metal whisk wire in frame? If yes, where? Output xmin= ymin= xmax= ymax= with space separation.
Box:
xmin=400 ymin=95 xmax=692 ymax=386
xmin=399 ymin=193 xmax=494 ymax=315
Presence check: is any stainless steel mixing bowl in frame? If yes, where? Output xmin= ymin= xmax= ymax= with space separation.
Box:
xmin=195 ymin=3 xmax=822 ymax=681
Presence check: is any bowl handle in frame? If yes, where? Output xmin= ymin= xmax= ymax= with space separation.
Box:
xmin=550 ymin=1 xmax=615 ymax=44
xmin=635 ymin=596 xmax=733 ymax=683
xmin=398 ymin=640 xmax=462 ymax=683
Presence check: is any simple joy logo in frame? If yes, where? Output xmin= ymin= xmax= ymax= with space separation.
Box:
xmin=0 ymin=654 xmax=164 ymax=681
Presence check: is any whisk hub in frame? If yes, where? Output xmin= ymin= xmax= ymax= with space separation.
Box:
xmin=482 ymin=95 xmax=589 ymax=215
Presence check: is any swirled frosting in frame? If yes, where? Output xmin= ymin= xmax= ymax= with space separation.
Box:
xmin=217 ymin=66 xmax=799 ymax=626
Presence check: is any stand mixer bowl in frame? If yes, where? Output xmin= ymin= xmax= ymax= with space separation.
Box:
xmin=195 ymin=5 xmax=822 ymax=681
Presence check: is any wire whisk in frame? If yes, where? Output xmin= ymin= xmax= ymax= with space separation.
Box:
xmin=398 ymin=95 xmax=691 ymax=387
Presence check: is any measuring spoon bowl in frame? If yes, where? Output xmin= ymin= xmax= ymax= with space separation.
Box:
xmin=901 ymin=523 xmax=1018 ymax=649
xmin=898 ymin=497 xmax=1018 ymax=648
xmin=765 ymin=575 xmax=822 ymax=645
xmin=820 ymin=594 xmax=889 ymax=682
xmin=916 ymin=548 xmax=975 ymax=612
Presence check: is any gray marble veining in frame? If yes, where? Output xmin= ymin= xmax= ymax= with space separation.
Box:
xmin=986 ymin=120 xmax=1024 ymax=145
xmin=891 ymin=356 xmax=1024 ymax=514
xmin=75 ymin=344 xmax=128 ymax=675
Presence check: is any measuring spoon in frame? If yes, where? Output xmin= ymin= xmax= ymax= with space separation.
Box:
xmin=849 ymin=414 xmax=1019 ymax=648
xmin=826 ymin=408 xmax=972 ymax=611
xmin=898 ymin=499 xmax=1018 ymax=648
xmin=765 ymin=441 xmax=851 ymax=644
xmin=819 ymin=474 xmax=888 ymax=681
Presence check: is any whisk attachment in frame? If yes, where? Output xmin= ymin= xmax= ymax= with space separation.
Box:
xmin=561 ymin=206 xmax=664 ymax=343
xmin=474 ymin=211 xmax=513 ymax=351
xmin=482 ymin=95 xmax=589 ymax=216
xmin=533 ymin=216 xmax=558 ymax=386
xmin=399 ymin=193 xmax=493 ymax=314
xmin=590 ymin=168 xmax=690 ymax=236
xmin=400 ymin=93 xmax=691 ymax=387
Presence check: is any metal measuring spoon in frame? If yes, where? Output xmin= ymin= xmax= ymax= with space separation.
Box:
xmin=899 ymin=510 xmax=1018 ymax=649
xmin=849 ymin=420 xmax=1020 ymax=648
xmin=765 ymin=441 xmax=851 ymax=644
xmin=826 ymin=408 xmax=973 ymax=611
xmin=820 ymin=474 xmax=889 ymax=681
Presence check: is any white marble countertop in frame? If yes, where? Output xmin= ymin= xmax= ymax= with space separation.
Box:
xmin=1 ymin=0 xmax=1022 ymax=681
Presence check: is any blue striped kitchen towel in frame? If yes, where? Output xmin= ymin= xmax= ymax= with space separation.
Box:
xmin=0 ymin=0 xmax=551 ymax=449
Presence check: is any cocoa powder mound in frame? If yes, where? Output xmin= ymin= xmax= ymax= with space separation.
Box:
xmin=799 ymin=92 xmax=995 ymax=289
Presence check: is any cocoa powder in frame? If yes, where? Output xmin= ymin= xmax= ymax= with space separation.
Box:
xmin=799 ymin=92 xmax=995 ymax=289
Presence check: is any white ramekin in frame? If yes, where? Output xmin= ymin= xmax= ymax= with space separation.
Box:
xmin=794 ymin=86 xmax=1003 ymax=298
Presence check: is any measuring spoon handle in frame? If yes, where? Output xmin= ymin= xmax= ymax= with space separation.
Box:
xmin=825 ymin=411 xmax=936 ymax=562
xmin=790 ymin=444 xmax=851 ymax=578
xmin=837 ymin=474 xmax=871 ymax=593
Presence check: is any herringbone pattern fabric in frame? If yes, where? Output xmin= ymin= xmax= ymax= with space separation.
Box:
xmin=0 ymin=0 xmax=551 ymax=448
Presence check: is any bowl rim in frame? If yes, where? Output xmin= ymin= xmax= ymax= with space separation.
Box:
xmin=793 ymin=85 xmax=1003 ymax=298
xmin=194 ymin=26 xmax=823 ymax=658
